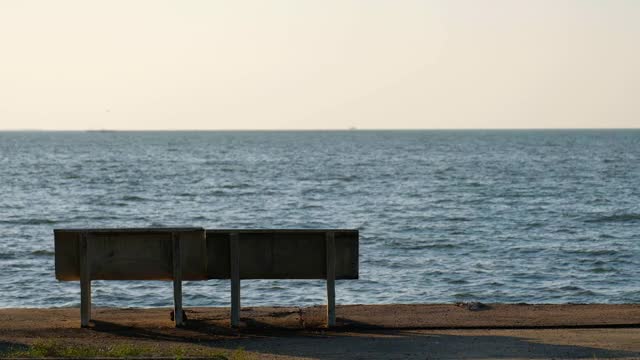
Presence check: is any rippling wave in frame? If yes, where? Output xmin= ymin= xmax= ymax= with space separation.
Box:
xmin=585 ymin=213 xmax=640 ymax=223
xmin=0 ymin=218 xmax=58 ymax=225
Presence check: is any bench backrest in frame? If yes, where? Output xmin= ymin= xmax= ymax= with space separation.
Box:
xmin=54 ymin=228 xmax=359 ymax=281
xmin=206 ymin=230 xmax=358 ymax=279
xmin=54 ymin=228 xmax=207 ymax=281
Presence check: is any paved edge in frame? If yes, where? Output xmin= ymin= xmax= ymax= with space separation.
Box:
xmin=1 ymin=304 xmax=639 ymax=330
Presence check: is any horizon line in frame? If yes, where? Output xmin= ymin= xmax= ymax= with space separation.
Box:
xmin=2 ymin=127 xmax=640 ymax=132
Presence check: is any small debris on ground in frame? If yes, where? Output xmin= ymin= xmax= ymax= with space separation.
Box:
xmin=455 ymin=302 xmax=489 ymax=311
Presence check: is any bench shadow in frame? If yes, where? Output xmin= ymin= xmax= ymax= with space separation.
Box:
xmin=90 ymin=319 xmax=236 ymax=342
xmin=208 ymin=329 xmax=640 ymax=359
xmin=88 ymin=318 xmax=640 ymax=359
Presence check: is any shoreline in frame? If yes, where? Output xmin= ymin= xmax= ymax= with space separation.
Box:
xmin=2 ymin=304 xmax=639 ymax=330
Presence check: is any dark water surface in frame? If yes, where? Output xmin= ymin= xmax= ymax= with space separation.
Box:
xmin=1 ymin=130 xmax=639 ymax=307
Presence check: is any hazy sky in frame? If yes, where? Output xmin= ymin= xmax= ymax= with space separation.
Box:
xmin=1 ymin=0 xmax=639 ymax=130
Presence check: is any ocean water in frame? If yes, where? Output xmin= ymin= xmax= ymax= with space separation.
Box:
xmin=0 ymin=130 xmax=639 ymax=308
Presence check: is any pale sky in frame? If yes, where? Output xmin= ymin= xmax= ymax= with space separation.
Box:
xmin=1 ymin=0 xmax=639 ymax=130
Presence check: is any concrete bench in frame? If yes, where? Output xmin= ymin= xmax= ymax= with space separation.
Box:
xmin=54 ymin=228 xmax=359 ymax=328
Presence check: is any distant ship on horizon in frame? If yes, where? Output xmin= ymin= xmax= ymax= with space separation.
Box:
xmin=86 ymin=129 xmax=117 ymax=133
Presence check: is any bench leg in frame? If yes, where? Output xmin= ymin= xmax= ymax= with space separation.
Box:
xmin=80 ymin=232 xmax=91 ymax=327
xmin=173 ymin=278 xmax=183 ymax=327
xmin=230 ymin=278 xmax=240 ymax=327
xmin=230 ymin=232 xmax=240 ymax=327
xmin=326 ymin=232 xmax=336 ymax=327
xmin=80 ymin=278 xmax=91 ymax=327
xmin=172 ymin=233 xmax=185 ymax=327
